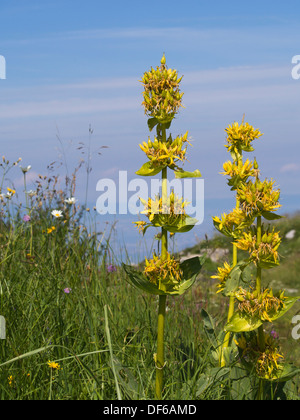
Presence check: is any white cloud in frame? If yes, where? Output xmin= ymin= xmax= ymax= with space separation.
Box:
xmin=13 ymin=170 xmax=40 ymax=188
xmin=0 ymin=64 xmax=294 ymax=120
xmin=0 ymin=96 xmax=140 ymax=119
xmin=280 ymin=163 xmax=300 ymax=173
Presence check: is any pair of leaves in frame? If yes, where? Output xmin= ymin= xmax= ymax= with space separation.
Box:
xmin=136 ymin=160 xmax=202 ymax=179
xmin=147 ymin=116 xmax=173 ymax=132
xmin=142 ymin=214 xmax=198 ymax=236
xmin=122 ymin=255 xmax=205 ymax=296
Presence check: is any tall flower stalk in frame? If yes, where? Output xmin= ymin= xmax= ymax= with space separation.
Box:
xmin=21 ymin=165 xmax=34 ymax=257
xmin=212 ymin=119 xmax=300 ymax=395
xmin=212 ymin=120 xmax=262 ymax=366
xmin=123 ymin=55 xmax=204 ymax=399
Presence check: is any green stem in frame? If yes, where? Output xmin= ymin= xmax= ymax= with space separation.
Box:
xmin=155 ymin=294 xmax=167 ymax=399
xmin=220 ymin=196 xmax=239 ymax=367
xmin=24 ymin=173 xmax=28 ymax=211
xmin=155 ymin=129 xmax=168 ymax=399
xmin=256 ymin=216 xmax=265 ymax=352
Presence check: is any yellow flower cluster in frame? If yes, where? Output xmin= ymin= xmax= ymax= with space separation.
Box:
xmin=237 ymin=179 xmax=281 ymax=217
xmin=235 ymin=227 xmax=281 ymax=266
xmin=144 ymin=252 xmax=182 ymax=291
xmin=140 ymin=192 xmax=188 ymax=221
xmin=222 ymin=159 xmax=258 ymax=187
xmin=225 ymin=121 xmax=262 ymax=158
xmin=235 ymin=287 xmax=287 ymax=323
xmin=212 ymin=207 xmax=249 ymax=238
xmin=139 ymin=132 xmax=190 ymax=169
xmin=134 ymin=192 xmax=190 ymax=235
xmin=235 ymin=333 xmax=284 ymax=380
xmin=211 ymin=262 xmax=232 ymax=293
xmin=140 ymin=54 xmax=184 ymax=123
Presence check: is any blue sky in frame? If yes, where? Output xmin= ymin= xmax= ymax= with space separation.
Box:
xmin=0 ymin=1 xmax=300 ymax=259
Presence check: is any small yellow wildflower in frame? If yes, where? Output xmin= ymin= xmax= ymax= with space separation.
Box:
xmin=47 ymin=360 xmax=61 ymax=370
xmin=8 ymin=375 xmax=14 ymax=386
xmin=133 ymin=220 xmax=147 ymax=234
xmin=7 ymin=187 xmax=16 ymax=194
xmin=47 ymin=226 xmax=56 ymax=234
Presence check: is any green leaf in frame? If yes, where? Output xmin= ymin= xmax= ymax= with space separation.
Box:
xmin=147 ymin=116 xmax=172 ymax=132
xmin=223 ymin=260 xmax=251 ymax=297
xmin=180 ymin=255 xmax=206 ymax=280
xmin=275 ymin=363 xmax=300 ymax=383
xmin=0 ymin=346 xmax=52 ymax=367
xmin=269 ymin=296 xmax=300 ymax=322
xmin=174 ymin=169 xmax=202 ymax=178
xmin=225 ymin=312 xmax=263 ymax=333
xmin=163 ymin=216 xmax=198 ymax=233
xmin=242 ymin=145 xmax=255 ymax=152
xmin=122 ymin=263 xmax=167 ymax=296
xmin=147 ymin=214 xmax=198 ymax=233
xmin=176 ymin=256 xmax=206 ymax=295
xmin=147 ymin=117 xmax=159 ymax=132
xmin=135 ymin=161 xmax=164 ymax=177
xmin=261 ymin=211 xmax=283 ymax=221
xmin=201 ymin=309 xmax=219 ymax=349
xmin=258 ymin=259 xmax=280 ymax=269
xmin=155 ymin=113 xmax=175 ymax=125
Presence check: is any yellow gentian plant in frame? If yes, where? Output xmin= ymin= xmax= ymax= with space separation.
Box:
xmin=212 ymin=119 xmax=300 ymax=395
xmin=123 ymin=55 xmax=204 ymax=399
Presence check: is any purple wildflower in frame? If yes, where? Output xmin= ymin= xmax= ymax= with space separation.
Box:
xmin=270 ymin=329 xmax=279 ymax=340
xmin=23 ymin=214 xmax=31 ymax=222
xmin=63 ymin=287 xmax=72 ymax=294
xmin=107 ymin=264 xmax=117 ymax=273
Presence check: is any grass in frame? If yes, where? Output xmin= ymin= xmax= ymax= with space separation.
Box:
xmin=0 ymin=158 xmax=299 ymax=400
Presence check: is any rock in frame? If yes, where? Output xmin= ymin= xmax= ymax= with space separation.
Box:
xmin=285 ymin=230 xmax=296 ymax=240
xmin=180 ymin=253 xmax=203 ymax=262
xmin=180 ymin=248 xmax=229 ymax=263
xmin=208 ymin=248 xmax=229 ymax=263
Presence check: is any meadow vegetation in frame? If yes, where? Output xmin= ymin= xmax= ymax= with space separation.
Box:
xmin=0 ymin=155 xmax=299 ymax=400
xmin=0 ymin=55 xmax=299 ymax=400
